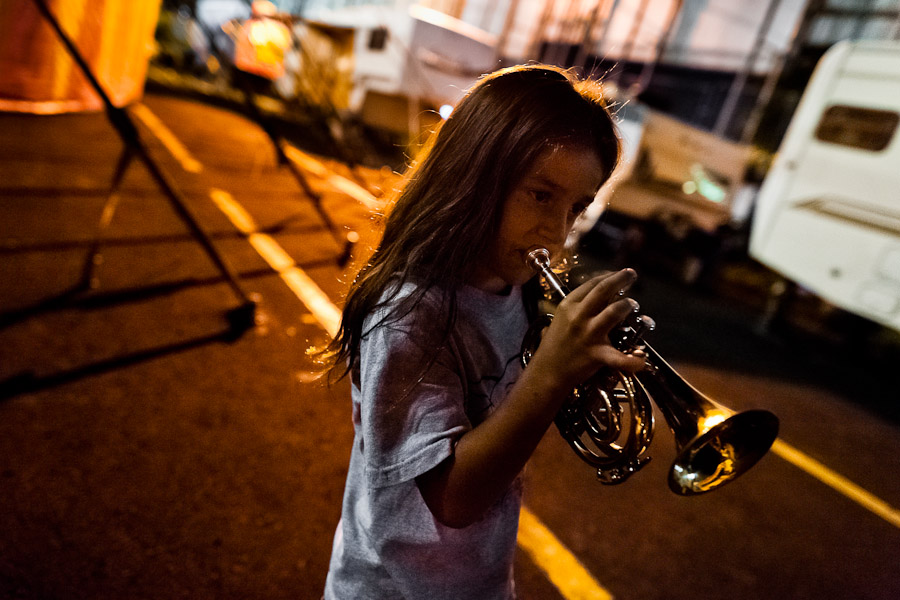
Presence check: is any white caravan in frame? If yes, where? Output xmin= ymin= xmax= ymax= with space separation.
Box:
xmin=749 ymin=40 xmax=900 ymax=333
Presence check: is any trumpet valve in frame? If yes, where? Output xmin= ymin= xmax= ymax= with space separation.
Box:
xmin=613 ymin=314 xmax=656 ymax=352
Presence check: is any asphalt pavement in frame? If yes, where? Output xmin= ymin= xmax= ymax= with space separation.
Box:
xmin=2 ymin=90 xmax=899 ymax=600
xmin=0 ymin=92 xmax=376 ymax=599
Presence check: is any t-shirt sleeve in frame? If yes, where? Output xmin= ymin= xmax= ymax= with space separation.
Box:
xmin=357 ymin=306 xmax=469 ymax=489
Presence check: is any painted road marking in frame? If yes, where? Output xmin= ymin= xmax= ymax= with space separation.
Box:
xmin=282 ymin=145 xmax=385 ymax=211
xmin=518 ymin=507 xmax=614 ymax=600
xmin=131 ymin=103 xmax=203 ymax=173
xmin=771 ymin=439 xmax=900 ymax=528
xmin=138 ymin=104 xmax=900 ymax=600
xmin=133 ymin=101 xmax=385 ymax=214
xmin=208 ymin=188 xmax=341 ymax=336
xmin=206 ymin=184 xmax=612 ymax=597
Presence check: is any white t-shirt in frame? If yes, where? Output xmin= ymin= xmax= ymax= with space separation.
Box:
xmin=324 ymin=282 xmax=530 ymax=599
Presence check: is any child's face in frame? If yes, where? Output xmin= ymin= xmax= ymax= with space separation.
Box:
xmin=470 ymin=144 xmax=606 ymax=293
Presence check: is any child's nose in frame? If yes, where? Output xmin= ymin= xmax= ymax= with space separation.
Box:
xmin=538 ymin=207 xmax=571 ymax=247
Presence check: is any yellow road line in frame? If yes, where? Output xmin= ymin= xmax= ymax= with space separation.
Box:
xmin=518 ymin=507 xmax=615 ymax=600
xmin=207 ymin=184 xmax=610 ymax=598
xmin=203 ymin=166 xmax=900 ymax=599
xmin=131 ymin=103 xmax=203 ymax=173
xmin=282 ymin=144 xmax=384 ymax=211
xmin=771 ymin=439 xmax=900 ymax=529
xmin=134 ymin=102 xmax=382 ymax=213
xmin=208 ymin=188 xmax=341 ymax=336
xmin=139 ymin=103 xmax=900 ymax=599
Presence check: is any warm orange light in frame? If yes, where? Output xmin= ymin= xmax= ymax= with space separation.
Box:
xmin=0 ymin=0 xmax=162 ymax=113
xmin=699 ymin=412 xmax=728 ymax=433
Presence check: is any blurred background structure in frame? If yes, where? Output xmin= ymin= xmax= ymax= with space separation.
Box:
xmin=131 ymin=0 xmax=900 ymax=348
xmin=0 ymin=0 xmax=898 ymax=478
xmin=1 ymin=1 xmax=900 ymax=598
xmin=0 ymin=0 xmax=161 ymax=113
xmin=0 ymin=0 xmax=898 ymax=476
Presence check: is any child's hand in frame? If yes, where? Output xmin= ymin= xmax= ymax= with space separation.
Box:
xmin=531 ymin=268 xmax=647 ymax=391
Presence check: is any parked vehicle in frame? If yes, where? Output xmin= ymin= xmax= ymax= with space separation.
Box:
xmin=574 ymin=97 xmax=759 ymax=285
xmin=749 ymin=40 xmax=900 ymax=333
xmin=307 ymin=4 xmax=496 ymax=138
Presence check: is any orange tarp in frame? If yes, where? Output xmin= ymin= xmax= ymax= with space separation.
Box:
xmin=0 ymin=0 xmax=162 ymax=113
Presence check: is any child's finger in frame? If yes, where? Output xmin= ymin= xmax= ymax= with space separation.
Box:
xmin=577 ymin=268 xmax=637 ymax=315
xmin=588 ymin=296 xmax=640 ymax=338
xmin=565 ymin=268 xmax=635 ymax=305
xmin=563 ymin=270 xmax=618 ymax=302
xmin=595 ymin=345 xmax=648 ymax=373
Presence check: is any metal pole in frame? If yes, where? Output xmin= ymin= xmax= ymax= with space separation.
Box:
xmin=609 ymin=0 xmax=651 ymax=86
xmin=634 ymin=0 xmax=684 ymax=94
xmin=204 ymin=0 xmax=358 ymax=265
xmin=590 ymin=0 xmax=622 ymax=76
xmin=740 ymin=0 xmax=826 ymax=144
xmin=891 ymin=0 xmax=900 ymax=39
xmin=713 ymin=0 xmax=783 ymax=138
xmin=572 ymin=0 xmax=606 ymax=73
xmin=496 ymin=0 xmax=522 ymax=62
xmin=545 ymin=0 xmax=578 ymax=66
xmin=526 ymin=0 xmax=558 ymax=61
xmin=31 ymin=0 xmax=256 ymax=332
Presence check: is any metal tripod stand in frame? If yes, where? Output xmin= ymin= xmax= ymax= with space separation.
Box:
xmin=32 ymin=0 xmax=256 ymax=335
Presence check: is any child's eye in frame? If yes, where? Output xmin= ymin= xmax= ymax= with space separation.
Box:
xmin=571 ymin=202 xmax=589 ymax=216
xmin=530 ymin=190 xmax=552 ymax=204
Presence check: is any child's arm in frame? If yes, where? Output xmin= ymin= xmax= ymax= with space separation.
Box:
xmin=416 ymin=268 xmax=645 ymax=528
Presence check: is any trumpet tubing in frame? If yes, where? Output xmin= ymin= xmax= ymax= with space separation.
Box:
xmin=522 ymin=248 xmax=779 ymax=495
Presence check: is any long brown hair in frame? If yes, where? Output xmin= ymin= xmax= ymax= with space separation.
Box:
xmin=325 ymin=64 xmax=621 ymax=378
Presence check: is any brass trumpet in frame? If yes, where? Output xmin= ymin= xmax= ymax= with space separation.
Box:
xmin=521 ymin=248 xmax=779 ymax=495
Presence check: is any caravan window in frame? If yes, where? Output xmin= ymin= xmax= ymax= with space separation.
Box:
xmin=814 ymin=105 xmax=898 ymax=152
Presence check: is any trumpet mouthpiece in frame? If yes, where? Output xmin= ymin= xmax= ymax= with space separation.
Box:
xmin=525 ymin=247 xmax=569 ymax=298
xmin=525 ymin=247 xmax=551 ymax=270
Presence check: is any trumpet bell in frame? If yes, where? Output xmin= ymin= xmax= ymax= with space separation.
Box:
xmin=637 ymin=345 xmax=780 ymax=495
xmin=669 ymin=409 xmax=780 ymax=495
